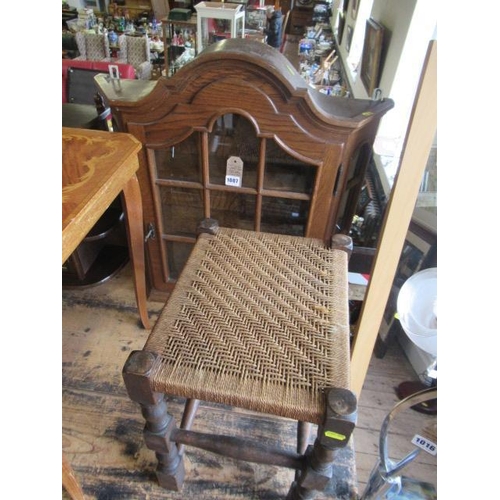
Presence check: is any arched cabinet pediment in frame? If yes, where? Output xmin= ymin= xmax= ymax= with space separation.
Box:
xmin=96 ymin=38 xmax=393 ymax=296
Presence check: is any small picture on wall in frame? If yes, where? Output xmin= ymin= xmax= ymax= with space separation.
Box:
xmin=361 ymin=18 xmax=385 ymax=96
xmin=337 ymin=13 xmax=346 ymax=44
xmin=339 ymin=0 xmax=350 ymax=15
xmin=346 ymin=25 xmax=353 ymax=53
xmin=351 ymin=0 xmax=359 ymax=20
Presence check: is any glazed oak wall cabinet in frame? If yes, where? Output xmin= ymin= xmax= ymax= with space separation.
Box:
xmin=96 ymin=39 xmax=393 ymax=297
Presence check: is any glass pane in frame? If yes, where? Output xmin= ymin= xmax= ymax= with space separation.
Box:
xmin=412 ymin=132 xmax=437 ymax=234
xmin=159 ymin=186 xmax=204 ymax=236
xmin=236 ymin=17 xmax=244 ymax=37
xmin=260 ymin=196 xmax=309 ymax=236
xmin=154 ymin=134 xmax=201 ymax=182
xmin=336 ymin=142 xmax=372 ymax=233
xmin=165 ymin=241 xmax=194 ymax=281
xmin=195 ymin=2 xmax=244 ymax=49
xmin=417 ymin=142 xmax=437 ymax=215
xmin=264 ymin=139 xmax=316 ymax=194
xmin=210 ymin=191 xmax=256 ymax=231
xmin=208 ymin=114 xmax=259 ymax=188
xmin=201 ymin=17 xmax=230 ymax=48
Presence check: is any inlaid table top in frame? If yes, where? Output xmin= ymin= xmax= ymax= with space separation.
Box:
xmin=62 ymin=127 xmax=142 ymax=262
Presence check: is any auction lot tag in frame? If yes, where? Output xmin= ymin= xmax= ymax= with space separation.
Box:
xmin=109 ymin=65 xmax=120 ymax=80
xmin=225 ymin=156 xmax=243 ymax=187
xmin=411 ymin=434 xmax=437 ymax=456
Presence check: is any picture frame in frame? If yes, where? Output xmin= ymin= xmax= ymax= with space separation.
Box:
xmin=345 ymin=25 xmax=353 ymax=53
xmin=360 ymin=18 xmax=384 ymax=97
xmin=337 ymin=0 xmax=349 ymax=15
xmin=351 ymin=0 xmax=359 ymax=20
xmin=337 ymin=13 xmax=346 ymax=44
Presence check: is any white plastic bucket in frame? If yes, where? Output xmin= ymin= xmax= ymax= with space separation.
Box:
xmin=397 ymin=268 xmax=437 ymax=357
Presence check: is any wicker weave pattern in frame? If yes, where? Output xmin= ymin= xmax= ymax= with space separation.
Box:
xmin=146 ymin=228 xmax=350 ymax=423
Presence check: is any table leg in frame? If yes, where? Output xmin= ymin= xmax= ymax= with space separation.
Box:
xmin=62 ymin=452 xmax=85 ymax=500
xmin=121 ymin=174 xmax=151 ymax=329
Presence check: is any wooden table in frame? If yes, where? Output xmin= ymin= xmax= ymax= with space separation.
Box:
xmin=62 ymin=127 xmax=151 ymax=330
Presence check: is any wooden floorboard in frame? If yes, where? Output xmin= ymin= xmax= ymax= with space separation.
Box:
xmin=62 ymin=263 xmax=436 ymax=499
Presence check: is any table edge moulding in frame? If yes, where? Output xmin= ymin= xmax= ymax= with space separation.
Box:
xmin=62 ymin=127 xmax=151 ymax=329
xmin=95 ymin=38 xmax=394 ymax=300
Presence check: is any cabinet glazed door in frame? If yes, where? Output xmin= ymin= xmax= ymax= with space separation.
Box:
xmin=149 ymin=113 xmax=319 ymax=282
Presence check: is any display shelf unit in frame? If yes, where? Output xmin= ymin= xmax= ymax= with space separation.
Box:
xmin=194 ymin=2 xmax=245 ymax=53
xmin=161 ymin=15 xmax=197 ymax=76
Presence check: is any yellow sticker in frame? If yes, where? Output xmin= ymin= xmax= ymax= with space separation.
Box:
xmin=324 ymin=430 xmax=347 ymax=441
xmin=362 ymin=111 xmax=374 ymax=116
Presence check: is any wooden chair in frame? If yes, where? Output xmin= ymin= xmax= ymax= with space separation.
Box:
xmin=74 ymin=32 xmax=111 ymax=62
xmin=116 ymin=34 xmax=152 ymax=80
xmin=123 ymin=221 xmax=358 ymax=498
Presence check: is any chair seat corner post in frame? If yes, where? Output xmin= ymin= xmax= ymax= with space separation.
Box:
xmin=287 ymin=388 xmax=358 ymax=500
xmin=122 ymin=350 xmax=186 ymax=491
xmin=330 ymin=234 xmax=353 ymax=257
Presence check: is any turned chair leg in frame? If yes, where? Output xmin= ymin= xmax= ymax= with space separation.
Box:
xmin=295 ymin=421 xmax=313 ymax=481
xmin=142 ymin=397 xmax=185 ymax=490
xmin=288 ymin=388 xmax=358 ymax=500
xmin=288 ymin=439 xmax=338 ymax=500
xmin=297 ymin=421 xmax=313 ymax=455
xmin=179 ymin=398 xmax=200 ymax=456
xmin=122 ymin=351 xmax=186 ymax=490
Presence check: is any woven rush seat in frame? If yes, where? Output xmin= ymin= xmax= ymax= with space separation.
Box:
xmin=145 ymin=227 xmax=351 ymax=424
xmin=123 ymin=226 xmax=357 ymax=498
